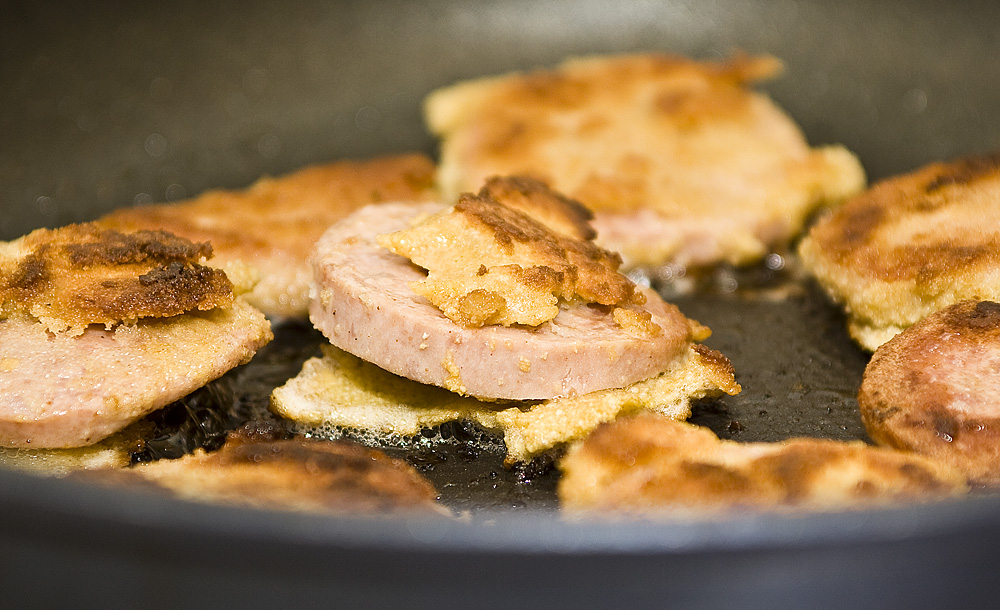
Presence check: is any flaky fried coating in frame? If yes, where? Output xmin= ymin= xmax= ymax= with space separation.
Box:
xmin=0 ymin=223 xmax=232 ymax=335
xmin=271 ymin=343 xmax=739 ymax=465
xmin=378 ymin=176 xmax=642 ymax=328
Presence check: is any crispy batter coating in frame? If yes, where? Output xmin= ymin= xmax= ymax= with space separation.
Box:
xmin=558 ymin=413 xmax=968 ymax=517
xmin=77 ymin=434 xmax=444 ymax=516
xmin=799 ymin=153 xmax=1000 ymax=350
xmin=426 ymin=53 xmax=865 ymax=268
xmin=0 ymin=223 xmax=232 ymax=335
xmin=859 ymin=300 xmax=1000 ymax=486
xmin=99 ymin=154 xmax=438 ymax=317
xmin=270 ymin=343 xmax=739 ymax=464
xmin=377 ymin=176 xmax=643 ymax=328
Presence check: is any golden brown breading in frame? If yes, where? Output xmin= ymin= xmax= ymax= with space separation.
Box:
xmin=99 ymin=154 xmax=438 ymax=317
xmin=77 ymin=435 xmax=444 ymax=516
xmin=426 ymin=53 xmax=865 ymax=269
xmin=558 ymin=413 xmax=968 ymax=517
xmin=271 ymin=343 xmax=739 ymax=465
xmin=859 ymin=300 xmax=1000 ymax=486
xmin=799 ymin=153 xmax=1000 ymax=350
xmin=0 ymin=223 xmax=232 ymax=335
xmin=377 ymin=176 xmax=643 ymax=328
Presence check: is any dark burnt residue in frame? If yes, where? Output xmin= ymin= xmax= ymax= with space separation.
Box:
xmin=961 ymin=300 xmax=1000 ymax=329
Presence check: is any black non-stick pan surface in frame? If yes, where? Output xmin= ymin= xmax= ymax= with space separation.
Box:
xmin=3 ymin=0 xmax=1000 ymax=608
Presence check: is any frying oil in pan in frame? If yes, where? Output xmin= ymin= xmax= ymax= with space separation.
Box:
xmin=128 ymin=258 xmax=871 ymax=515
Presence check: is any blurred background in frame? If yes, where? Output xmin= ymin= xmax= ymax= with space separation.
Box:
xmin=3 ymin=0 xmax=999 ymax=239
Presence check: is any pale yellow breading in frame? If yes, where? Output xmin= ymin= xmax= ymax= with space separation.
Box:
xmin=377 ymin=176 xmax=643 ymax=328
xmin=559 ymin=413 xmax=968 ymax=518
xmin=426 ymin=53 xmax=865 ymax=269
xmin=0 ymin=425 xmax=145 ymax=476
xmin=270 ymin=343 xmax=739 ymax=464
xmin=799 ymin=153 xmax=1000 ymax=351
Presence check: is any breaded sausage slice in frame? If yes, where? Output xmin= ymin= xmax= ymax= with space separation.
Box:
xmin=559 ymin=412 xmax=968 ymax=517
xmin=99 ymin=154 xmax=437 ymax=317
xmin=308 ymin=191 xmax=703 ymax=400
xmin=859 ymin=300 xmax=1000 ymax=486
xmin=426 ymin=53 xmax=865 ymax=270
xmin=799 ymin=153 xmax=1000 ymax=351
xmin=0 ymin=225 xmax=272 ymax=449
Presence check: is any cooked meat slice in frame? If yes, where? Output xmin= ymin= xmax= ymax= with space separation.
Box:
xmin=98 ymin=154 xmax=438 ymax=317
xmin=425 ymin=53 xmax=865 ymax=269
xmin=378 ymin=176 xmax=643 ymax=328
xmin=859 ymin=300 xmax=1000 ymax=486
xmin=0 ymin=299 xmax=271 ymax=448
xmin=0 ymin=223 xmax=232 ymax=335
xmin=799 ymin=153 xmax=1000 ymax=351
xmin=77 ymin=435 xmax=444 ymax=516
xmin=310 ymin=201 xmax=703 ymax=400
xmin=558 ymin=412 xmax=968 ymax=517
xmin=271 ymin=344 xmax=739 ymax=464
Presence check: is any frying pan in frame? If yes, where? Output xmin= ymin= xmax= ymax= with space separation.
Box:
xmin=3 ymin=0 xmax=1000 ymax=607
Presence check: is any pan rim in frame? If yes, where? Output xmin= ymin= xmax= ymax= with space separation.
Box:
xmin=1 ymin=465 xmax=993 ymax=557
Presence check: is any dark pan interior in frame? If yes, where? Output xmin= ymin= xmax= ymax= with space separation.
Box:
xmin=3 ymin=0 xmax=1000 ymax=608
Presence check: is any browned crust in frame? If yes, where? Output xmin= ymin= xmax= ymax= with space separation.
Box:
xmin=458 ymin=178 xmax=640 ymax=306
xmin=478 ymin=175 xmax=596 ymax=240
xmin=0 ymin=223 xmax=232 ymax=333
xmin=804 ymin=153 xmax=1000 ymax=282
xmin=438 ymin=54 xmax=783 ymax=188
xmin=558 ymin=412 xmax=968 ymax=516
xmin=77 ymin=435 xmax=443 ymax=516
xmin=798 ymin=152 xmax=1000 ymax=350
xmin=859 ymin=300 xmax=1000 ymax=486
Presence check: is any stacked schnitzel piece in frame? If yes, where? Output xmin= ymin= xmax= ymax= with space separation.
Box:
xmin=272 ymin=176 xmax=741 ymax=465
